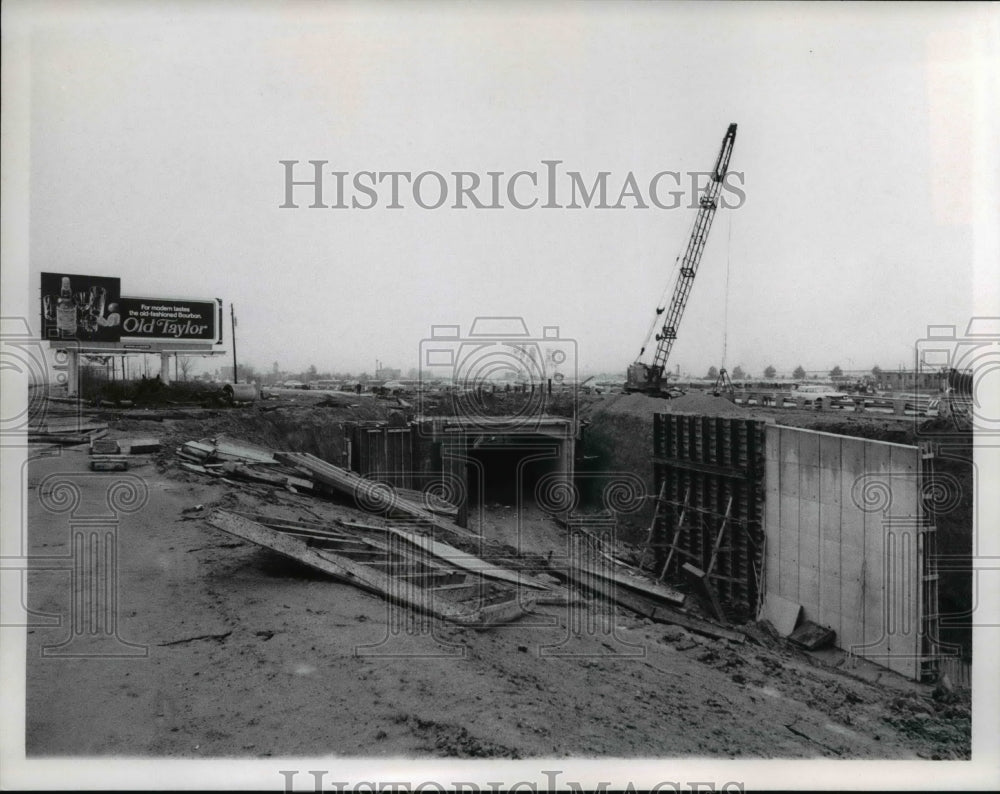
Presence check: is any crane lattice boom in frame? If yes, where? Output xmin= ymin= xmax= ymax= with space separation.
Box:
xmin=626 ymin=123 xmax=737 ymax=395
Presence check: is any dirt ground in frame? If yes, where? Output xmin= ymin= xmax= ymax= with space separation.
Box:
xmin=24 ymin=408 xmax=971 ymax=760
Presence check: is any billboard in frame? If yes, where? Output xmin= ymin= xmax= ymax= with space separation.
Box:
xmin=40 ymin=272 xmax=123 ymax=342
xmin=120 ymin=297 xmax=221 ymax=342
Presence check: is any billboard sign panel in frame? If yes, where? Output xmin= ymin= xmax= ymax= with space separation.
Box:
xmin=120 ymin=297 xmax=221 ymax=343
xmin=40 ymin=272 xmax=123 ymax=343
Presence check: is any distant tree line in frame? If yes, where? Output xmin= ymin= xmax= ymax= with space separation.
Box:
xmin=699 ymin=363 xmax=880 ymax=381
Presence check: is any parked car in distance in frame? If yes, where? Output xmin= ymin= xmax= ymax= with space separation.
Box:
xmin=793 ymin=383 xmax=852 ymax=407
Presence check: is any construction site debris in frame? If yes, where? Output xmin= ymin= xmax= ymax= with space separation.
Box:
xmin=392 ymin=488 xmax=459 ymax=517
xmin=387 ymin=529 xmax=551 ymax=590
xmin=759 ymin=592 xmax=803 ymax=636
xmin=205 ymin=509 xmax=534 ymax=626
xmin=90 ymin=437 xmax=121 ymax=455
xmin=28 ymin=421 xmax=109 ymax=446
xmin=788 ymin=620 xmax=836 ymax=650
xmin=275 ymin=451 xmax=477 ymax=538
xmin=932 ymin=674 xmax=958 ymax=704
xmin=682 ymin=562 xmax=728 ymax=624
xmin=223 ymin=383 xmax=259 ymax=403
xmin=552 ymin=542 xmax=741 ymax=642
xmin=123 ymin=438 xmax=161 ymax=454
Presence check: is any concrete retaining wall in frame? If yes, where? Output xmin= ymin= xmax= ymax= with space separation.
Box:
xmin=763 ymin=425 xmax=934 ymax=680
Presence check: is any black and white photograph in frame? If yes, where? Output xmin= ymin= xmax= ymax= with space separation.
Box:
xmin=1 ymin=1 xmax=997 ymax=790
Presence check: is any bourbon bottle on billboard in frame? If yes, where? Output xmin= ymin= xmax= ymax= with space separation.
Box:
xmin=56 ymin=276 xmax=77 ymax=337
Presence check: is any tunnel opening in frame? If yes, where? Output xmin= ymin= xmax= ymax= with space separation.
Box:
xmin=463 ymin=437 xmax=563 ymax=508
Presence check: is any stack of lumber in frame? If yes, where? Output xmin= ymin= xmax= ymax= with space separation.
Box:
xmin=28 ymin=420 xmax=109 ymax=445
xmin=276 ymin=451 xmax=477 ymax=538
xmin=206 ymin=509 xmax=535 ymax=626
xmin=177 ymin=436 xmax=313 ymax=491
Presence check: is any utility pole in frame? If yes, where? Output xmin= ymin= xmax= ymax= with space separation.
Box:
xmin=231 ymin=303 xmax=238 ymax=384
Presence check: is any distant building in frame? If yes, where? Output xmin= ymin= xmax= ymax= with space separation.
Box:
xmin=375 ymin=367 xmax=401 ymax=381
xmin=875 ymin=369 xmax=943 ymax=392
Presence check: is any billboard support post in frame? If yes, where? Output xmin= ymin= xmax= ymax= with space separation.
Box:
xmin=160 ymin=352 xmax=172 ymax=385
xmin=231 ymin=303 xmax=238 ymax=384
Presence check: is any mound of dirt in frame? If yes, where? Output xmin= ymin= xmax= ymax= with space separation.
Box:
xmin=592 ymin=391 xmax=746 ymax=420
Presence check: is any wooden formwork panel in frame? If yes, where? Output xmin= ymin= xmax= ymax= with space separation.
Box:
xmin=352 ymin=425 xmax=414 ymax=488
xmin=652 ymin=414 xmax=766 ymax=618
xmin=763 ymin=425 xmax=933 ymax=681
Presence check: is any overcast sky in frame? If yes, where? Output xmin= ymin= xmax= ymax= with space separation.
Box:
xmin=7 ymin=1 xmax=999 ymax=378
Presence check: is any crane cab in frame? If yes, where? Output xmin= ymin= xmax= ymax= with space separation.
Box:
xmin=625 ymin=362 xmax=682 ymax=396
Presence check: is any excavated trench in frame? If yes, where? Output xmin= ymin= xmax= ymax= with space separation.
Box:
xmin=116 ymin=391 xmax=973 ymax=664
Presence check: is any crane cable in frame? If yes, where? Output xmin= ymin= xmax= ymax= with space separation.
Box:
xmin=637 ymin=255 xmax=680 ymax=358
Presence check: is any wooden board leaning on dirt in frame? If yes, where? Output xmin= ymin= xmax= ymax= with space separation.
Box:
xmin=205 ymin=509 xmax=534 ymax=626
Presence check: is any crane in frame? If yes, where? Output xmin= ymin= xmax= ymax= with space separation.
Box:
xmin=626 ymin=122 xmax=738 ymax=395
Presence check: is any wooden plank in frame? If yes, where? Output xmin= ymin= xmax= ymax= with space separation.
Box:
xmin=642 ymin=479 xmax=667 ymax=569
xmin=428 ymin=582 xmax=480 ymax=601
xmin=387 ymin=529 xmax=551 ymax=590
xmin=180 ymin=462 xmax=210 ymax=474
xmin=705 ymin=496 xmax=733 ymax=577
xmin=205 ymin=510 xmax=526 ymax=626
xmin=28 ymin=433 xmax=91 ymax=445
xmin=652 ymin=457 xmax=751 ymax=480
xmin=558 ymin=559 xmax=742 ymax=641
xmin=276 ymin=451 xmax=477 ymax=538
xmin=33 ymin=421 xmax=109 ymax=434
xmin=211 ymin=435 xmax=279 ymax=463
xmin=660 ymin=485 xmax=691 ymax=579
xmin=682 ymin=562 xmax=727 ymax=623
xmin=647 ymin=602 xmax=744 ymax=643
xmin=393 ymin=488 xmax=458 ymax=517
xmin=573 ymin=553 xmax=685 ymax=606
xmin=222 ymin=510 xmax=353 ymax=536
